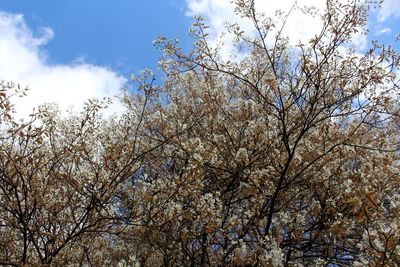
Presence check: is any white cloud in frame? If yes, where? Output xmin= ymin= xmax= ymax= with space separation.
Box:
xmin=376 ymin=27 xmax=391 ymax=36
xmin=185 ymin=0 xmax=374 ymax=55
xmin=378 ymin=0 xmax=400 ymax=22
xmin=0 ymin=11 xmax=127 ymax=119
xmin=185 ymin=0 xmax=326 ymax=46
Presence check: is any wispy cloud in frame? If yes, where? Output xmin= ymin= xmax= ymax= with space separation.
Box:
xmin=185 ymin=0 xmax=328 ymax=45
xmin=378 ymin=0 xmax=400 ymax=22
xmin=0 ymin=11 xmax=127 ymax=119
xmin=376 ymin=27 xmax=391 ymax=36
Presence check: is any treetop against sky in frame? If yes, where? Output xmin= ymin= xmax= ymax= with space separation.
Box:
xmin=0 ymin=0 xmax=398 ymax=117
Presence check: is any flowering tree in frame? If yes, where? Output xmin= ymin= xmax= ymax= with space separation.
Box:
xmin=0 ymin=0 xmax=400 ymax=266
xmin=0 ymin=77 xmax=177 ymax=265
xmin=118 ymin=0 xmax=400 ymax=266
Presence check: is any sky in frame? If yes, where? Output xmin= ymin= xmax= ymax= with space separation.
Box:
xmin=0 ymin=0 xmax=399 ymax=118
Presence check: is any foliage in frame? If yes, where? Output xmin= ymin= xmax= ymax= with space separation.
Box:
xmin=0 ymin=0 xmax=400 ymax=266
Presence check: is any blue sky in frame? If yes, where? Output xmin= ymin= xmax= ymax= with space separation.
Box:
xmin=0 ymin=0 xmax=398 ymax=117
xmin=0 ymin=0 xmax=192 ymax=76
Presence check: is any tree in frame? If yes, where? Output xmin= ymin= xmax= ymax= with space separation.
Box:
xmin=0 ymin=0 xmax=399 ymax=266
xmin=0 ymin=78 xmax=178 ymax=265
xmin=118 ymin=0 xmax=400 ymax=265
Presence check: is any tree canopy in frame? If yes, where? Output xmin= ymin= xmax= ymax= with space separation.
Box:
xmin=0 ymin=0 xmax=400 ymax=266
